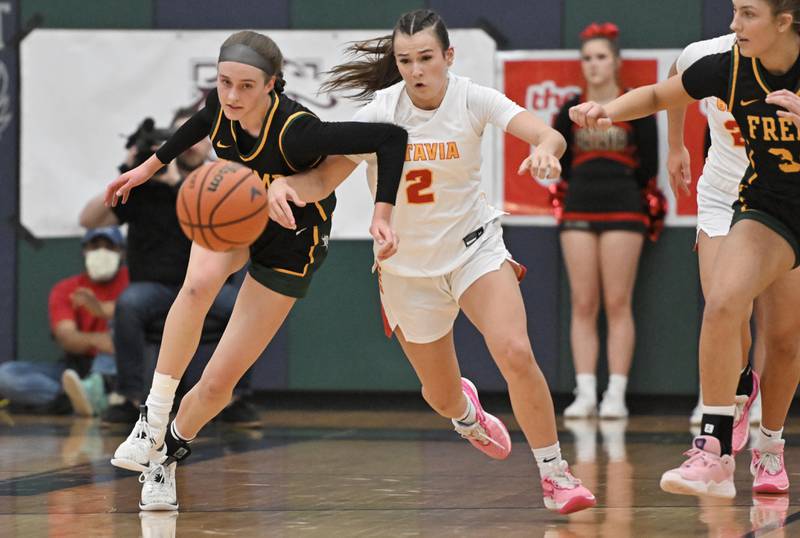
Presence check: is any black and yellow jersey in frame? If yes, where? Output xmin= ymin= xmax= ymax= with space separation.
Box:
xmin=682 ymin=44 xmax=800 ymax=260
xmin=156 ymin=89 xmax=408 ymax=229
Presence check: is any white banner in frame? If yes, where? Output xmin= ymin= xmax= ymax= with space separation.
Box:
xmin=21 ymin=29 xmax=496 ymax=238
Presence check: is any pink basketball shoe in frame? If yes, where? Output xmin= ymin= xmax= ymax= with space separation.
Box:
xmin=540 ymin=460 xmax=597 ymax=514
xmin=732 ymin=371 xmax=760 ymax=455
xmin=751 ymin=438 xmax=789 ymax=494
xmin=451 ymin=378 xmax=511 ymax=460
xmin=660 ymin=436 xmax=736 ymax=498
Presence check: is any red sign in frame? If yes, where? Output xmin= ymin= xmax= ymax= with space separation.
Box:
xmin=502 ymin=56 xmax=706 ymax=218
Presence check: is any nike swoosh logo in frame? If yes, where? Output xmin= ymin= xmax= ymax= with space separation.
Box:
xmin=295 ymin=227 xmax=307 ymax=236
xmin=740 ymin=99 xmax=759 ymax=107
xmin=216 ymin=141 xmax=231 ymax=149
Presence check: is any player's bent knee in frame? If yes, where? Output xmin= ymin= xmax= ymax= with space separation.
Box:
xmin=493 ymin=337 xmax=535 ymax=379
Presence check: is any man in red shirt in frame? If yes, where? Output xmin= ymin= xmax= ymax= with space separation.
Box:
xmin=0 ymin=227 xmax=129 ymax=415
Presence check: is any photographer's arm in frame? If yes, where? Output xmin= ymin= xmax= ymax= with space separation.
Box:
xmin=80 ymin=193 xmax=120 ymax=228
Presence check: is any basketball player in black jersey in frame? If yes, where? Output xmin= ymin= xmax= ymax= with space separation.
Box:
xmin=102 ymin=30 xmax=408 ymax=511
xmin=571 ymin=0 xmax=800 ymax=499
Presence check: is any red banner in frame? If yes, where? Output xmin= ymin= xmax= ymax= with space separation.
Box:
xmin=502 ymin=54 xmax=707 ymax=219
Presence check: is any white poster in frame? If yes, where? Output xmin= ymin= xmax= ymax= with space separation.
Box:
xmin=21 ymin=29 xmax=496 ymax=239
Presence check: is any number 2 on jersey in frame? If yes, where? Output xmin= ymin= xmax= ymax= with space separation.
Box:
xmin=406 ymin=169 xmax=435 ymax=204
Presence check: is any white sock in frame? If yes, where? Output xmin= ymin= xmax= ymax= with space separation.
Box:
xmin=455 ymin=395 xmax=476 ymax=425
xmin=758 ymin=426 xmax=783 ymax=449
xmin=575 ymin=374 xmax=597 ymax=400
xmin=146 ymin=372 xmax=180 ymax=435
xmin=171 ymin=420 xmax=195 ymax=443
xmin=532 ymin=442 xmax=563 ymax=477
xmin=606 ymin=374 xmax=628 ymax=398
xmin=702 ymin=404 xmax=736 ymax=417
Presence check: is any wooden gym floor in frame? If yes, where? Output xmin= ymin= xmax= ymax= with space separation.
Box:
xmin=0 ymin=407 xmax=797 ymax=537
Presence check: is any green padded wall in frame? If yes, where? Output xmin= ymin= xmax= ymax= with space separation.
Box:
xmin=16 ymin=238 xmax=84 ymax=362
xmin=563 ymin=0 xmax=702 ymax=48
xmin=21 ymin=0 xmax=153 ymax=28
xmin=556 ymin=228 xmax=701 ymax=395
xmin=286 ymin=241 xmax=418 ymax=391
xmin=290 ymin=0 xmax=424 ymax=29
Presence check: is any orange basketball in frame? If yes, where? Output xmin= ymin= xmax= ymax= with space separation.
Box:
xmin=176 ymin=160 xmax=268 ymax=251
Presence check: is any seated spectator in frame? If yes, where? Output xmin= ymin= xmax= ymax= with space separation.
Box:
xmin=0 ymin=227 xmax=129 ymax=416
xmin=80 ymin=107 xmax=258 ymax=426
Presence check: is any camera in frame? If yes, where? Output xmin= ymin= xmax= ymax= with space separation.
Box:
xmin=120 ymin=118 xmax=174 ymax=174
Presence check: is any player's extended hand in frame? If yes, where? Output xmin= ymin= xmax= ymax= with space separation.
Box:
xmin=767 ymin=89 xmax=800 ymax=129
xmin=569 ymin=101 xmax=614 ymax=129
xmin=267 ymin=177 xmax=306 ymax=230
xmin=104 ymin=158 xmax=160 ymax=207
xmin=370 ymin=202 xmax=398 ymax=261
xmin=667 ymin=145 xmax=692 ymax=198
xmin=518 ymin=146 xmax=562 ymax=187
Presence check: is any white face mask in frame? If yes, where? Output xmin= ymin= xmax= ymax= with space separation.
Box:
xmin=85 ymin=248 xmax=121 ymax=282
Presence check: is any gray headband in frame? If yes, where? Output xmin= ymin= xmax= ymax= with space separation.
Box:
xmin=218 ymin=43 xmax=274 ymax=75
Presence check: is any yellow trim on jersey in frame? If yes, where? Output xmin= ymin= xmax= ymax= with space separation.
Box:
xmin=752 ymin=57 xmax=770 ymax=95
xmin=273 ymin=226 xmax=320 ymax=277
xmin=230 ymin=92 xmax=280 ymax=163
xmin=314 ymin=202 xmax=328 ymax=222
xmin=278 ymin=111 xmax=316 ymax=172
xmin=746 ymin=171 xmax=758 ymax=184
xmin=209 ymin=106 xmax=224 ymax=143
xmin=727 ymin=45 xmax=740 ymax=113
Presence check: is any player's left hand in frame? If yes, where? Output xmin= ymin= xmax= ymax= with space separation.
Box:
xmin=767 ymin=89 xmax=800 ymax=129
xmin=370 ymin=202 xmax=398 ymax=261
xmin=518 ymin=147 xmax=561 ymax=187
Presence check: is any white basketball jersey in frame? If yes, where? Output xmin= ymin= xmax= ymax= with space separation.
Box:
xmin=354 ymin=73 xmax=516 ymax=277
xmin=676 ymin=33 xmax=748 ymax=195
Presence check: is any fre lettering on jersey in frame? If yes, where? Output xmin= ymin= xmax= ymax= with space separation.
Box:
xmin=746 ymin=115 xmax=799 ymax=142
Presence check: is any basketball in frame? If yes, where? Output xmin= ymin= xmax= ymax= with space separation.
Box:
xmin=176 ymin=160 xmax=269 ymax=251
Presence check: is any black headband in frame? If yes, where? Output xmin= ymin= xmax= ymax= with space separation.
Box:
xmin=218 ymin=43 xmax=274 ymax=75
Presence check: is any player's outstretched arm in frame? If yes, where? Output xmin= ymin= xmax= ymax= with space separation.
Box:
xmin=571 ymin=75 xmax=694 ymax=128
xmin=104 ymin=155 xmax=164 ymax=207
xmin=666 ymin=61 xmax=692 ymax=197
xmin=506 ymin=111 xmax=566 ymax=182
xmin=268 ymin=156 xmax=360 ymax=229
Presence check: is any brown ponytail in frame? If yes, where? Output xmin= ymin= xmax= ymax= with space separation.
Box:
xmin=322 ymin=9 xmax=451 ymax=101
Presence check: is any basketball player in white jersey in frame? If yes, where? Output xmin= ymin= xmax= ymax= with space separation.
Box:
xmin=268 ymin=9 xmax=596 ymax=515
xmin=669 ymin=34 xmax=763 ymax=452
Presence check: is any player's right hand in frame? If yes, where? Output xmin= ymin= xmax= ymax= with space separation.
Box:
xmin=569 ymin=101 xmax=613 ymax=129
xmin=104 ymin=163 xmax=154 ymax=207
xmin=667 ymin=145 xmax=692 ymax=198
xmin=267 ymin=177 xmax=305 ymax=230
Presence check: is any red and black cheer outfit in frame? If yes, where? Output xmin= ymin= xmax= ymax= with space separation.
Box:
xmin=553 ymin=93 xmax=658 ymax=234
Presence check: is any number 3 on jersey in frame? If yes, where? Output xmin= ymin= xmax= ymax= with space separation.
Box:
xmin=406 ymin=169 xmax=435 ymax=204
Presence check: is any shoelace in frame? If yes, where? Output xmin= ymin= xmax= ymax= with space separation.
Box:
xmin=132 ymin=417 xmax=156 ymax=447
xmin=754 ymin=451 xmax=783 ymax=475
xmin=453 ymin=421 xmax=506 ymax=451
xmin=139 ymin=463 xmax=169 ymax=486
xmin=543 ymin=460 xmax=581 ymax=489
xmin=681 ymin=447 xmax=713 ymax=468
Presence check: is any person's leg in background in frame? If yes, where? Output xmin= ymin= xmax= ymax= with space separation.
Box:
xmin=103 ymin=282 xmax=178 ymax=423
